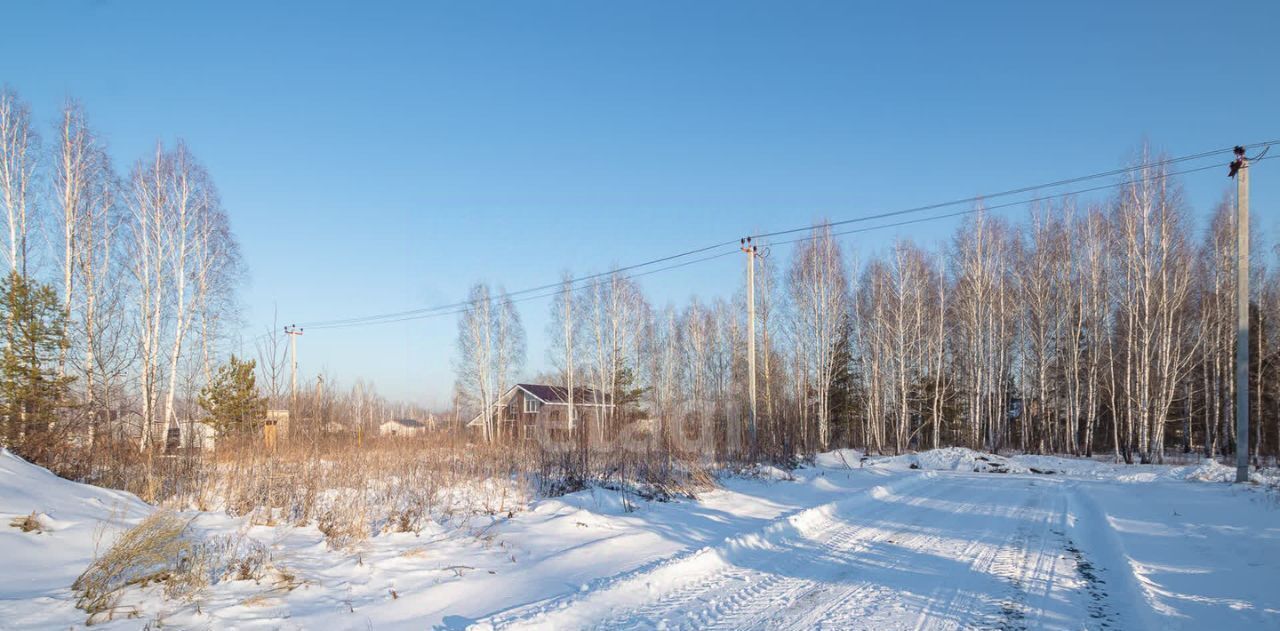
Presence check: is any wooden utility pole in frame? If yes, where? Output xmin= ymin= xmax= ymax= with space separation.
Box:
xmin=316 ymin=374 xmax=325 ymax=426
xmin=285 ymin=324 xmax=303 ymax=409
xmin=741 ymin=237 xmax=758 ymax=454
xmin=1230 ymin=147 xmax=1250 ymax=483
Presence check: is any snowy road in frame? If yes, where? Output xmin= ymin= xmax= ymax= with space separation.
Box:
xmin=484 ymin=473 xmax=1100 ymax=630
xmin=479 ymin=463 xmax=1278 ymax=631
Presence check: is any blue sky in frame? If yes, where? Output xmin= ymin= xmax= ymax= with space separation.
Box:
xmin=2 ymin=1 xmax=1276 ymax=405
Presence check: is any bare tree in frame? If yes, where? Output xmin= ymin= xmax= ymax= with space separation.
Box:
xmin=255 ymin=310 xmax=290 ymax=405
xmin=787 ymin=223 xmax=849 ymax=450
xmin=752 ymin=250 xmax=783 ymax=450
xmin=159 ymin=144 xmax=220 ymax=435
xmin=53 ymin=99 xmax=127 ymax=431
xmin=1069 ymin=204 xmax=1111 ymax=457
xmin=129 ymin=143 xmax=171 ymax=449
xmin=1016 ymin=203 xmax=1070 ymax=453
xmin=681 ymin=298 xmax=715 ymax=456
xmin=949 ymin=208 xmax=1016 ymax=451
xmin=454 ymin=283 xmax=495 ymax=442
xmin=0 ymin=87 xmax=37 ymax=276
xmin=493 ymin=287 xmax=526 ymax=438
xmin=1111 ymin=152 xmax=1198 ymax=463
xmin=648 ymin=304 xmax=681 ymax=451
xmin=547 ymin=274 xmax=584 ymax=467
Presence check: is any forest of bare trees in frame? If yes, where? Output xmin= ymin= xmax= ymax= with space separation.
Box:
xmin=456 ymin=153 xmax=1279 ymax=468
xmin=0 ymin=87 xmax=245 ymax=474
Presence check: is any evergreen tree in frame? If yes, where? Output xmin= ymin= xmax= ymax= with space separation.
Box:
xmin=827 ymin=319 xmax=859 ymax=447
xmin=198 ymin=355 xmax=267 ymax=436
xmin=610 ymin=357 xmax=647 ymax=419
xmin=0 ymin=271 xmax=75 ymax=451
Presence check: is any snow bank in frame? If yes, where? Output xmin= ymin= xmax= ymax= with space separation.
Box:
xmin=847 ymin=446 xmax=1280 ymax=486
xmin=0 ymin=450 xmax=151 ymax=627
xmin=856 ymin=447 xmax=1032 ymax=474
xmin=736 ymin=463 xmax=795 ymax=481
xmin=812 ymin=448 xmax=864 ymax=468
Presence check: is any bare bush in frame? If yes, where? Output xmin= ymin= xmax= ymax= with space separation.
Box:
xmin=72 ymin=510 xmax=197 ymax=622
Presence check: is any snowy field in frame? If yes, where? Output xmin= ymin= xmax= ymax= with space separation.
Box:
xmin=2 ymin=448 xmax=1278 ymax=630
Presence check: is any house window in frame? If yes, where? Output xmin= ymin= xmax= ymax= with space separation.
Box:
xmin=524 ymin=398 xmax=541 ymax=414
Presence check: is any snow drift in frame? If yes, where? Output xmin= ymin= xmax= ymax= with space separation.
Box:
xmin=0 ymin=450 xmax=151 ymax=627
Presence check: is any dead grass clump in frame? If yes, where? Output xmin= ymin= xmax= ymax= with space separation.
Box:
xmin=196 ymin=534 xmax=273 ymax=582
xmin=400 ymin=546 xmax=432 ymax=558
xmin=387 ymin=498 xmax=426 ymax=534
xmin=317 ymin=499 xmax=370 ymax=549
xmin=204 ymin=534 xmax=304 ymax=594
xmin=73 ymin=510 xmax=200 ymax=623
xmin=10 ymin=511 xmax=42 ymax=533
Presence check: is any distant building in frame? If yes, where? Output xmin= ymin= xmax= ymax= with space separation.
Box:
xmin=379 ymin=418 xmax=426 ymax=437
xmin=162 ymin=418 xmax=216 ymax=452
xmin=466 ymin=383 xmax=613 ymax=438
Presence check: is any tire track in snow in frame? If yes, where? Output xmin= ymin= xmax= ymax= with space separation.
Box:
xmin=785 ymin=476 xmax=1069 ymax=631
xmin=586 ymin=477 xmax=957 ymax=631
xmin=481 ymin=473 xmax=1103 ymax=630
xmin=476 ymin=472 xmax=937 ymax=630
xmin=717 ymin=479 xmax=987 ymax=631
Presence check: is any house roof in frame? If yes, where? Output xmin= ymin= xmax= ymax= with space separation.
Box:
xmin=384 ymin=418 xmax=425 ymax=428
xmin=516 ymin=383 xmax=612 ymax=405
xmin=466 ymin=384 xmax=613 ymax=427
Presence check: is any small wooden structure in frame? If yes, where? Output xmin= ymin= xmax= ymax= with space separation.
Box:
xmin=263 ymin=409 xmax=289 ymax=450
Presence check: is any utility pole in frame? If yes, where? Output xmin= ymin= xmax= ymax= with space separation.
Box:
xmin=316 ymin=374 xmax=325 ymax=425
xmin=742 ymin=237 xmax=758 ymax=455
xmin=285 ymin=324 xmax=303 ymax=410
xmin=1229 ymin=147 xmax=1250 ymax=483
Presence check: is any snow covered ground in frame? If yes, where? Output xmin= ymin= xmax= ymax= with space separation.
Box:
xmin=2 ymin=448 xmax=1277 ymax=630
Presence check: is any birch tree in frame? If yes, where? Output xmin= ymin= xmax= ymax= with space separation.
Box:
xmin=129 ymin=144 xmax=171 ymax=449
xmin=787 ymin=223 xmax=849 ymax=450
xmin=1016 ymin=204 xmax=1070 ymax=453
xmin=547 ymin=274 xmax=583 ymax=467
xmin=949 ymin=209 xmax=1016 ymax=451
xmin=0 ymin=87 xmax=36 ymax=275
xmin=1111 ymin=154 xmax=1197 ymax=463
xmin=1194 ymin=198 xmax=1237 ymax=457
xmin=454 ymin=283 xmax=495 ymax=442
xmin=54 ymin=101 xmax=92 ymax=379
xmin=1068 ymin=205 xmax=1111 ymax=456
xmin=54 ymin=100 xmax=125 ymax=427
xmin=493 ymin=287 xmax=526 ymax=438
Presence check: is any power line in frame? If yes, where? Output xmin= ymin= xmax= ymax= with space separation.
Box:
xmin=305 ymin=248 xmax=739 ymax=330
xmin=750 ymin=140 xmax=1280 ymax=241
xmin=767 ymin=155 xmax=1276 ymax=248
xmin=299 ymin=238 xmax=740 ymax=328
xmin=296 ymin=139 xmax=1278 ymax=330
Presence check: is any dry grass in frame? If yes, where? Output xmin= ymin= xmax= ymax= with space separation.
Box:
xmin=39 ymin=424 xmax=731 ymax=623
xmin=72 ymin=508 xmax=304 ymax=624
xmin=73 ymin=510 xmax=198 ymax=623
xmin=57 ymin=425 xmax=724 ymax=557
xmin=9 ymin=511 xmax=42 ymax=533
